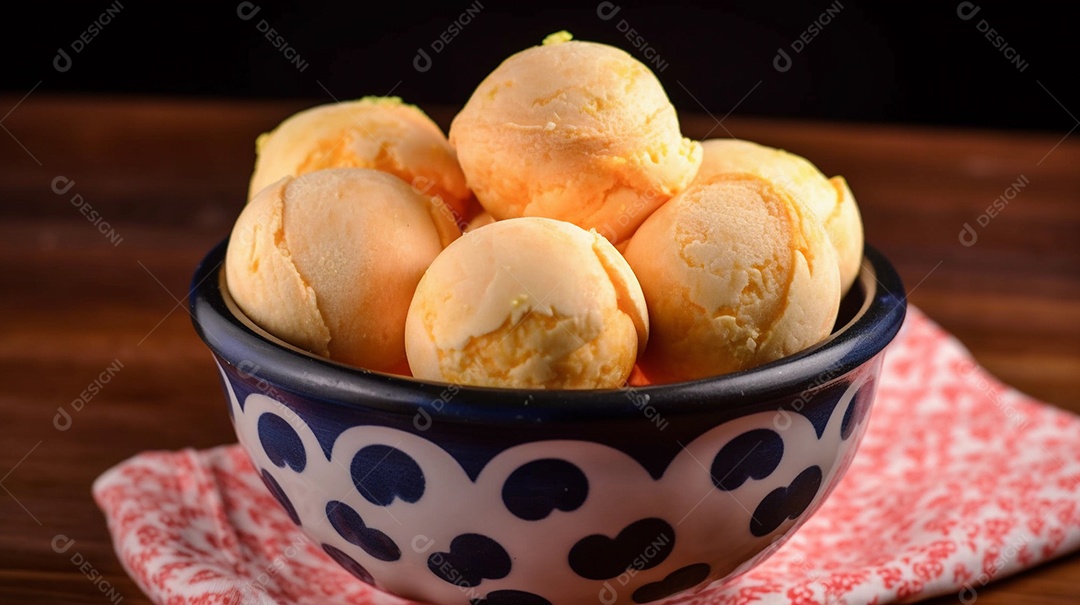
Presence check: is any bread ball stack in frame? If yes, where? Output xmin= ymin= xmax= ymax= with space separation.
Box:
xmin=225 ymin=32 xmax=864 ymax=390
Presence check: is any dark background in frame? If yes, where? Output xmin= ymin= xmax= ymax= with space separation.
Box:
xmin=4 ymin=1 xmax=1074 ymax=132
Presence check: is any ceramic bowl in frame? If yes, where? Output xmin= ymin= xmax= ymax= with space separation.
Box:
xmin=190 ymin=239 xmax=905 ymax=605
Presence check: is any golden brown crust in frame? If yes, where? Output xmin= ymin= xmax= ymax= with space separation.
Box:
xmin=624 ymin=173 xmax=840 ymax=382
xmin=695 ymin=138 xmax=863 ymax=304
xmin=405 ymin=217 xmax=648 ymax=388
xmin=227 ymin=168 xmax=451 ymax=372
xmin=249 ymin=97 xmax=472 ymax=219
xmin=449 ymin=39 xmax=701 ymax=244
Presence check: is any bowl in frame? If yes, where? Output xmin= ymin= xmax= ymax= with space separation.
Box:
xmin=190 ymin=239 xmax=905 ymax=605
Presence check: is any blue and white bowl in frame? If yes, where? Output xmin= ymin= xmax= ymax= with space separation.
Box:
xmin=190 ymin=240 xmax=905 ymax=605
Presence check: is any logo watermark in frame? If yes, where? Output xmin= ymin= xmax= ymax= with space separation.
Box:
xmin=237 ymin=2 xmax=309 ymax=72
xmin=958 ymin=174 xmax=1028 ymax=246
xmin=412 ymin=175 xmax=470 ymax=233
xmin=412 ymin=384 xmax=461 ymax=431
xmin=958 ymin=530 xmax=1033 ymax=603
xmin=413 ymin=1 xmax=484 ymax=72
xmin=52 ymin=535 xmax=124 ymax=603
xmin=235 ymin=360 xmax=313 ymax=436
xmin=53 ymin=176 xmax=123 ymax=246
xmin=54 ymin=358 xmax=124 ymax=431
xmin=955 ymin=359 xmax=1027 ymax=430
xmin=236 ymin=360 xmax=287 ymax=402
xmin=595 ymin=186 xmax=663 ymax=244
xmin=53 ymin=1 xmax=124 ymax=72
xmin=411 ymin=535 xmax=485 ymax=602
xmin=773 ymin=1 xmax=844 ymax=73
xmin=622 ymin=386 xmax=669 ymax=431
xmin=773 ymin=363 xmax=845 ymax=431
xmin=957 ymin=2 xmax=1029 ymax=72
xmin=598 ymin=531 xmax=673 ymax=604
xmin=596 ymin=2 xmax=668 ymax=72
xmin=249 ymin=533 xmax=310 ymax=589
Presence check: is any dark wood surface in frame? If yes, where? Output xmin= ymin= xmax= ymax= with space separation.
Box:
xmin=1 ymin=95 xmax=1077 ymax=603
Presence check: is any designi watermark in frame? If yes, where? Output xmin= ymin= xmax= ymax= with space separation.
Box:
xmin=958 ymin=174 xmax=1028 ymax=246
xmin=598 ymin=531 xmax=673 ymax=605
xmin=53 ymin=176 xmax=124 ymax=246
xmin=595 ymin=186 xmax=664 ymax=245
xmin=54 ymin=1 xmax=124 ymax=72
xmin=596 ymin=2 xmax=668 ymax=73
xmin=958 ymin=530 xmax=1033 ymax=603
xmin=413 ymin=1 xmax=484 ymax=72
xmin=773 ymin=0 xmax=844 ymax=73
xmin=412 ymin=175 xmax=470 ymax=233
xmin=773 ymin=362 xmax=846 ymax=431
xmin=955 ymin=359 xmax=1028 ymax=430
xmin=412 ymin=384 xmax=461 ymax=431
xmin=52 ymin=535 xmax=123 ymax=603
xmin=957 ymin=2 xmax=1029 ymax=73
xmin=622 ymin=386 xmax=669 ymax=431
xmin=249 ymin=533 xmax=310 ymax=589
xmin=411 ymin=535 xmax=485 ymax=603
xmin=237 ymin=2 xmax=309 ymax=72
xmin=235 ymin=360 xmax=315 ymax=438
xmin=54 ymin=358 xmax=124 ymax=431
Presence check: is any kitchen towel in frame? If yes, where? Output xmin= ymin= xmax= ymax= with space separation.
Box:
xmin=93 ymin=306 xmax=1080 ymax=604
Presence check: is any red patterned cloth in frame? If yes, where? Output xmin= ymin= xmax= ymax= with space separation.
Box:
xmin=93 ymin=306 xmax=1080 ymax=604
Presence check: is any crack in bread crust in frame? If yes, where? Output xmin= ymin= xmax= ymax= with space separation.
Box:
xmin=433 ymin=310 xmax=636 ymax=389
xmin=276 ymin=180 xmax=332 ymax=356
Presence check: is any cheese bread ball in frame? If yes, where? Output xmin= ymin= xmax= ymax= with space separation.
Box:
xmin=694 ymin=139 xmax=863 ymax=294
xmin=827 ymin=174 xmax=864 ymax=293
xmin=405 ymin=217 xmax=649 ymax=389
xmin=448 ymin=32 xmax=701 ymax=245
xmin=226 ymin=168 xmax=459 ymax=373
xmin=249 ymin=96 xmax=473 ymax=222
xmin=624 ymin=173 xmax=841 ymax=382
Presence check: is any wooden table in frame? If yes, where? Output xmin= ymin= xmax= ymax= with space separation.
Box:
xmin=1 ymin=96 xmax=1077 ymax=603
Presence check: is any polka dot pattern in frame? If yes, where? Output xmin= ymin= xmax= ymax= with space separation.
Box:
xmin=257 ymin=412 xmax=306 ymax=472
xmin=258 ymin=469 xmax=300 ymax=526
xmin=351 ymin=444 xmax=425 ymax=506
xmin=710 ymin=429 xmax=784 ymax=491
xmin=428 ymin=533 xmax=512 ymax=587
xmin=502 ymin=458 xmax=588 ymax=521
xmin=230 ymin=369 xmax=869 ymax=604
xmin=325 ymin=500 xmax=401 ymax=562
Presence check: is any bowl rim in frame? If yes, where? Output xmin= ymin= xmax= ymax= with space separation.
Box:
xmin=190 ymin=239 xmax=906 ymax=422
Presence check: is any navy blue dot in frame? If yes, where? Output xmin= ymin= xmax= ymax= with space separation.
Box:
xmin=322 ymin=543 xmax=375 ymax=585
xmin=428 ymin=533 xmax=511 ymax=587
xmin=258 ymin=413 xmax=306 ymax=473
xmin=502 ymin=459 xmax=589 ymax=521
xmin=788 ymin=382 xmax=849 ymax=438
xmin=470 ymin=590 xmax=553 ymax=605
xmin=632 ymin=563 xmax=711 ymax=603
xmin=710 ymin=429 xmax=784 ymax=491
xmin=750 ymin=466 xmax=823 ymax=536
xmin=259 ymin=469 xmax=301 ymax=526
xmin=841 ymin=381 xmax=874 ymax=441
xmin=351 ymin=445 xmax=424 ymax=506
xmin=326 ymin=501 xmax=401 ymax=561
xmin=568 ymin=518 xmax=675 ymax=580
